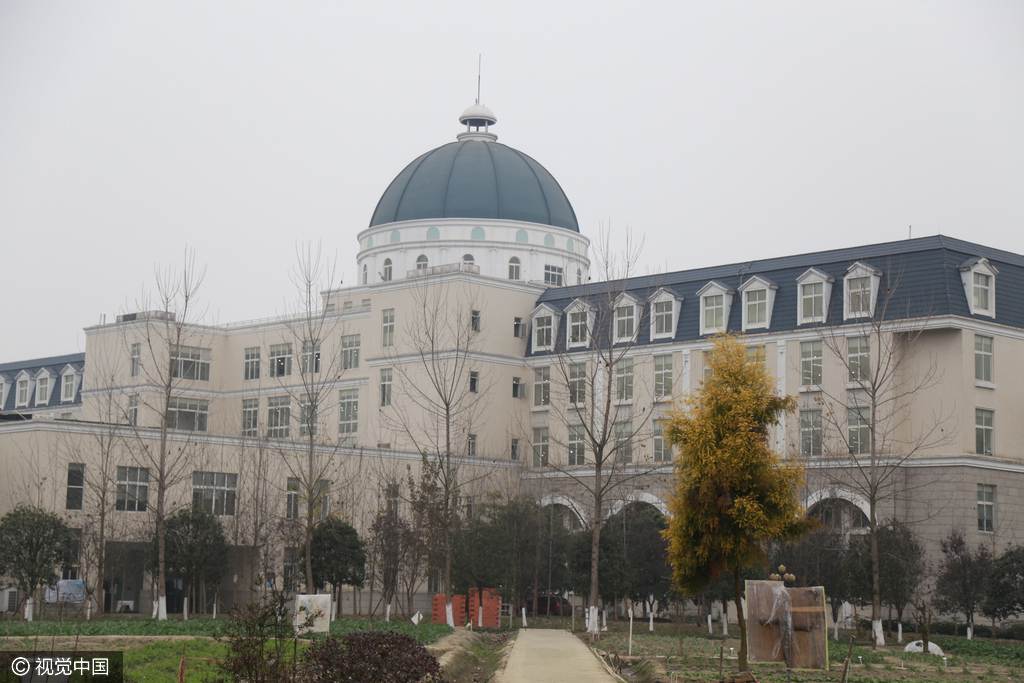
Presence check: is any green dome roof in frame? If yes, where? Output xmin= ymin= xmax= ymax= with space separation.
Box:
xmin=369 ymin=140 xmax=579 ymax=232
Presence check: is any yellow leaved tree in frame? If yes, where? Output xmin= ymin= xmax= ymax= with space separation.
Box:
xmin=663 ymin=335 xmax=810 ymax=671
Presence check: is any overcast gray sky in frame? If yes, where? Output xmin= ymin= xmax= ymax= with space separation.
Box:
xmin=1 ymin=1 xmax=1022 ymax=360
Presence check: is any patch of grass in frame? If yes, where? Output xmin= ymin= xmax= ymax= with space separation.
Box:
xmin=0 ymin=618 xmax=228 ymax=638
xmin=930 ymin=636 xmax=1024 ymax=666
xmin=328 ymin=617 xmax=451 ymax=644
xmin=444 ymin=632 xmax=510 ymax=683
xmin=123 ymin=639 xmax=227 ymax=683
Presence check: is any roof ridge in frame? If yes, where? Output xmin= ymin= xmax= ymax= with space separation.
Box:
xmin=0 ymin=352 xmax=86 ymax=372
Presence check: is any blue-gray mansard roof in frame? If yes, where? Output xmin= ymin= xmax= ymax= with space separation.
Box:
xmin=529 ymin=235 xmax=1022 ymax=355
xmin=0 ymin=352 xmax=85 ymax=412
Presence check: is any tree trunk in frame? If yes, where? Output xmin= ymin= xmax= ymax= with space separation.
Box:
xmin=734 ymin=570 xmax=748 ymax=671
xmin=588 ymin=519 xmax=601 ymax=634
xmin=869 ymin=509 xmax=883 ymax=647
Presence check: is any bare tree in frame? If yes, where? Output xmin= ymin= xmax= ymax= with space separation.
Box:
xmin=380 ymin=274 xmax=493 ymax=610
xmin=269 ymin=242 xmax=358 ymax=593
xmin=813 ymin=269 xmax=953 ymax=646
xmin=121 ymin=248 xmax=208 ymax=619
xmin=533 ymin=227 xmax=662 ymax=634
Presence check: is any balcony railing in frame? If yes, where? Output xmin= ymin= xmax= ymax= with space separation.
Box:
xmin=407 ymin=262 xmax=481 ymax=278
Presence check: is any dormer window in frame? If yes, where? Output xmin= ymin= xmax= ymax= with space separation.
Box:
xmin=960 ymin=257 xmax=998 ymax=318
xmin=534 ymin=314 xmax=554 ymax=351
xmin=567 ymin=301 xmax=591 ymax=349
xmin=738 ymin=276 xmax=777 ymax=331
xmin=61 ymin=371 xmax=77 ymax=402
xmin=613 ymin=296 xmax=639 ymax=343
xmin=35 ymin=375 xmax=49 ymax=405
xmin=843 ymin=262 xmax=881 ymax=320
xmin=648 ymin=288 xmax=681 ymax=342
xmin=697 ymin=282 xmax=733 ymax=336
xmin=796 ymin=268 xmax=834 ymax=325
xmin=16 ymin=378 xmax=29 ymax=407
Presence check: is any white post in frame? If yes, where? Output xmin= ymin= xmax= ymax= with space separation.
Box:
xmin=602 ymin=609 xmax=607 ymax=632
xmin=183 ymin=597 xmax=188 ymax=621
xmin=478 ymin=605 xmax=483 ymax=628
xmin=707 ymin=613 xmax=713 ymax=635
xmin=24 ymin=597 xmax=33 ymax=622
xmin=628 ymin=608 xmax=633 ymax=656
xmin=445 ymin=601 xmax=454 ymax=628
xmin=897 ymin=622 xmax=903 ymax=644
xmin=521 ymin=607 xmax=527 ymax=627
xmin=213 ymin=599 xmax=217 ymax=620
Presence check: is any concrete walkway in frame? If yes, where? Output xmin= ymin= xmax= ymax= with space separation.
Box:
xmin=495 ymin=628 xmax=617 ymax=683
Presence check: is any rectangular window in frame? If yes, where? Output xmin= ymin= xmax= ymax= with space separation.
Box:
xmin=513 ymin=317 xmax=524 ymax=338
xmin=338 ymin=388 xmax=358 ymax=440
xmin=653 ymin=422 xmax=672 ymax=463
xmin=512 ymin=376 xmax=525 ymax=398
xmin=801 ymin=282 xmax=823 ymax=321
xmin=241 ymin=398 xmax=259 ymax=437
xmin=65 ymin=463 xmax=84 ymax=511
xmin=283 ymin=547 xmax=300 ymax=592
xmin=267 ymin=396 xmax=290 ymax=438
xmin=702 ymin=351 xmax=714 ymax=383
xmin=510 ymin=438 xmax=520 ymax=461
xmin=471 ymin=310 xmax=481 ymax=332
xmin=848 ymin=407 xmax=870 ymax=455
xmin=243 ymin=347 xmax=261 ymax=380
xmin=534 ymin=315 xmax=553 ymax=349
xmin=192 ymin=471 xmax=238 ymax=516
xmin=975 ymin=335 xmax=993 ymax=383
xmin=467 ymin=433 xmax=477 ymax=457
xmin=35 ymin=376 xmax=49 ymax=405
xmin=534 ymin=367 xmax=550 ymax=407
xmin=975 ymin=408 xmax=994 ymax=455
xmin=170 ymin=345 xmax=211 ymax=381
xmin=615 ymin=358 xmax=634 ymax=402
xmin=382 ymin=309 xmax=396 ymax=347
xmin=746 ymin=289 xmax=767 ymax=326
xmin=800 ymin=340 xmax=822 ymax=386
xmin=654 ymin=354 xmax=673 ymax=399
xmin=299 ymin=396 xmax=317 ymax=437
xmin=130 ymin=343 xmax=141 ymax=377
xmin=269 ymin=343 xmax=293 ymax=378
xmin=703 ymin=294 xmax=724 ymax=331
xmin=341 ymin=334 xmax=361 ymax=370
xmin=469 ymin=370 xmax=479 ymax=393
xmin=167 ymin=397 xmax=209 ymax=432
xmin=847 ymin=336 xmax=870 ymax=383
xmin=614 ymin=421 xmax=633 ymax=463
xmin=286 ymin=478 xmax=299 ymax=520
xmin=115 ymin=466 xmax=149 ymax=512
xmin=61 ymin=373 xmax=76 ymax=402
xmin=379 ymin=368 xmax=393 ymax=407
xmin=746 ymin=345 xmax=766 ymax=365
xmin=848 ymin=277 xmax=872 ymax=316
xmin=973 ymin=272 xmax=991 ymax=311
xmin=977 ymin=483 xmax=995 ymax=533
xmin=569 ymin=309 xmax=588 ymax=345
xmin=532 ymin=427 xmax=549 ymax=466
xmin=568 ymin=424 xmax=585 ymax=465
xmin=301 ymin=341 xmax=321 ymax=374
xmin=127 ymin=394 xmax=139 ymax=426
xmin=653 ymin=300 xmax=674 ymax=336
xmin=615 ymin=305 xmax=635 ymax=341
xmin=800 ymin=409 xmax=822 ymax=456
xmin=312 ymin=478 xmax=331 ymax=522
xmin=543 ymin=265 xmax=564 ymax=286
xmin=16 ymin=379 xmax=28 ymax=406
xmin=568 ymin=363 xmax=586 ymax=405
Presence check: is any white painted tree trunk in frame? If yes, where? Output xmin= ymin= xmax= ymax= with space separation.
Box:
xmin=588 ymin=606 xmax=599 ymax=635
xmin=183 ymin=597 xmax=188 ymax=621
xmin=649 ymin=610 xmax=654 ymax=632
xmin=213 ymin=599 xmax=217 ymax=620
xmin=602 ymin=609 xmax=607 ymax=632
xmin=521 ymin=607 xmax=528 ymax=627
xmin=85 ymin=599 xmax=93 ymax=621
xmin=707 ymin=614 xmax=713 ymax=635
xmin=628 ymin=608 xmax=633 ymax=656
xmin=721 ymin=600 xmax=729 ymax=636
xmin=967 ymin=625 xmax=973 ymax=640
xmin=872 ymin=619 xmax=885 ymax=647
xmin=385 ymin=603 xmax=391 ymax=622
xmin=478 ymin=605 xmax=483 ymax=628
xmin=445 ymin=601 xmax=454 ymax=628
xmin=833 ymin=618 xmax=839 ymax=641
xmin=24 ymin=597 xmax=33 ymax=622
xmin=897 ymin=622 xmax=903 ymax=643
xmin=158 ymin=596 xmax=167 ymax=621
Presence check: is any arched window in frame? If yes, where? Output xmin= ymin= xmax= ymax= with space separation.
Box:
xmin=508 ymin=257 xmax=521 ymax=281
xmin=516 ymin=229 xmax=529 ymax=243
xmin=544 ymin=234 xmax=555 ymax=248
xmin=390 ymin=230 xmax=401 ymax=244
xmin=566 ymin=239 xmax=574 ymax=253
xmin=362 ymin=264 xmax=368 ymax=285
xmin=426 ymin=226 xmax=440 ymax=241
xmin=366 ymin=235 xmax=374 ymax=248
xmin=382 ymin=258 xmax=393 ymax=282
xmin=416 ymin=254 xmax=429 ymax=271
xmin=462 ymin=254 xmax=475 ymax=264
xmin=471 ymin=227 xmax=485 ymax=241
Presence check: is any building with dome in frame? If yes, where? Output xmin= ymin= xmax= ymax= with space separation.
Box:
xmin=2 ymin=102 xmax=1024 ymax=619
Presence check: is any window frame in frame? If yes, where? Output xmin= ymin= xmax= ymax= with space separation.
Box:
xmin=115 ymin=465 xmax=149 ymax=512
xmin=533 ymin=367 xmax=551 ymax=408
xmin=847 ymin=335 xmax=870 ymax=384
xmin=975 ymin=408 xmax=994 ymax=455
xmin=977 ymin=483 xmax=995 ymax=533
xmin=974 ymin=334 xmax=993 ymax=385
xmin=338 ymin=388 xmax=359 ymax=440
xmin=800 ymin=340 xmax=823 ymax=387
xmin=61 ymin=371 xmax=77 ymax=402
xmin=379 ymin=368 xmax=393 ymax=407
xmin=241 ymin=398 xmax=259 ymax=437
xmin=532 ymin=427 xmax=549 ymax=467
xmin=568 ymin=362 xmax=586 ymax=406
xmin=799 ymin=409 xmax=823 ymax=456
xmin=167 ymin=397 xmax=209 ymax=432
xmin=192 ymin=471 xmax=238 ymax=517
xmin=614 ymin=357 xmax=634 ymax=403
xmin=341 ymin=334 xmax=361 ymax=370
xmin=543 ymin=264 xmax=564 ymax=286
xmin=170 ymin=345 xmax=211 ymax=381
xmin=654 ymin=354 xmax=673 ymax=400
xmin=381 ymin=309 xmax=396 ymax=348
xmin=533 ymin=314 xmax=554 ymax=351
xmin=269 ymin=343 xmax=293 ymax=378
xmin=568 ymin=424 xmax=585 ymax=466
xmin=243 ymin=346 xmax=261 ymax=381
xmin=508 ymin=257 xmax=521 ymax=281
xmin=266 ymin=396 xmax=291 ymax=438
xmin=65 ymin=463 xmax=85 ymax=511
